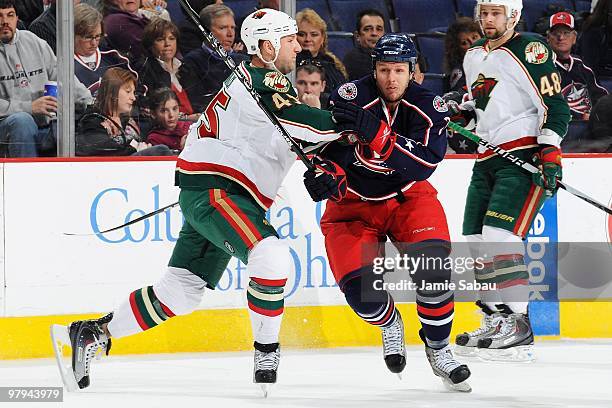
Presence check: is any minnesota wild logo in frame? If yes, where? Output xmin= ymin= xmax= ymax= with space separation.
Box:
xmin=471 ymin=73 xmax=498 ymax=111
xmin=263 ymin=71 xmax=290 ymax=93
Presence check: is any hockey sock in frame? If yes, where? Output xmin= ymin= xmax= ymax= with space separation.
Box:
xmin=494 ymin=254 xmax=529 ymax=314
xmin=474 ymin=260 xmax=503 ymax=311
xmin=107 ymin=286 xmax=176 ymax=338
xmin=410 ymin=242 xmax=454 ymax=349
xmin=247 ymin=277 xmax=286 ymax=344
xmin=343 ymin=275 xmax=397 ymax=327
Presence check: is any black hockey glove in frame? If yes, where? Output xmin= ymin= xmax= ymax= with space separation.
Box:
xmin=303 ymin=158 xmax=347 ymax=202
xmin=332 ymin=101 xmax=395 ymax=157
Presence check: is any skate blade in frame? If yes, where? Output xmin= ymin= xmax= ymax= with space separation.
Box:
xmin=453 ymin=345 xmax=478 ymax=357
xmin=442 ymin=378 xmax=472 ymax=393
xmin=258 ymin=383 xmax=274 ymax=398
xmin=50 ymin=325 xmax=79 ymax=392
xmin=478 ymin=345 xmax=536 ymax=362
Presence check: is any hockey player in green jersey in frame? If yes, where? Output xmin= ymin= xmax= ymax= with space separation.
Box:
xmin=51 ymin=9 xmax=344 ymax=394
xmin=452 ymin=0 xmax=570 ymax=361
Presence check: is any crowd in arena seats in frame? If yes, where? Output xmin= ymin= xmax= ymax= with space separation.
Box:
xmin=0 ymin=0 xmax=610 ymax=157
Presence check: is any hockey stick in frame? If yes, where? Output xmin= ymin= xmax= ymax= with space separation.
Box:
xmin=448 ymin=121 xmax=612 ymax=215
xmin=177 ymin=0 xmax=315 ymax=171
xmin=64 ymin=201 xmax=180 ymax=236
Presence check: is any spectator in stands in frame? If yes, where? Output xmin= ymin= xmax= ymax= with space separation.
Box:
xmin=178 ymin=4 xmax=248 ymax=112
xmin=74 ymin=3 xmax=137 ymax=96
xmin=101 ymin=0 xmax=150 ymax=65
xmin=444 ymin=17 xmax=482 ymax=93
xmin=146 ymin=87 xmax=190 ymax=152
xmin=0 ymin=0 xmax=92 ymax=158
xmin=414 ymin=54 xmax=428 ymax=85
xmin=139 ymin=0 xmax=171 ymax=21
xmin=29 ymin=0 xmax=80 ymax=54
xmin=295 ymin=61 xmax=329 ymax=109
xmin=580 ymin=0 xmax=612 ymax=76
xmin=547 ymin=11 xmax=608 ymax=120
xmin=178 ymin=0 xmax=222 ymax=56
xmin=141 ymin=18 xmax=199 ymax=120
xmin=296 ymin=8 xmax=347 ymax=93
xmin=76 ymin=67 xmax=173 ymax=156
xmin=15 ymin=0 xmax=43 ymax=28
xmin=343 ymin=9 xmax=385 ymax=81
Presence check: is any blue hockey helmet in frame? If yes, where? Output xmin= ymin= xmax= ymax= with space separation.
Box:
xmin=371 ymin=33 xmax=418 ymax=71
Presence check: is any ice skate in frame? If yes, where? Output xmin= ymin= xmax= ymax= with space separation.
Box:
xmin=381 ymin=312 xmax=406 ymax=377
xmin=455 ymin=302 xmax=506 ymax=357
xmin=425 ymin=344 xmax=472 ymax=392
xmin=253 ymin=342 xmax=280 ymax=398
xmin=477 ymin=312 xmax=535 ymax=362
xmin=51 ymin=313 xmax=112 ymax=391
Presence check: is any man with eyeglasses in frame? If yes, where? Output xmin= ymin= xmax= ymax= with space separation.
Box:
xmin=547 ymin=11 xmax=608 ymax=120
xmin=0 ymin=0 xmax=92 ymax=157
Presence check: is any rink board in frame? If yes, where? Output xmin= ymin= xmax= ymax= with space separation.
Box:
xmin=0 ymin=155 xmax=610 ymax=359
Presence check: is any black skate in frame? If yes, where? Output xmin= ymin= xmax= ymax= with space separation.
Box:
xmin=425 ymin=345 xmax=472 ymax=392
xmin=381 ymin=312 xmax=406 ymax=377
xmin=477 ymin=312 xmax=535 ymax=362
xmin=51 ymin=313 xmax=112 ymax=391
xmin=455 ymin=301 xmax=506 ymax=356
xmin=253 ymin=342 xmax=280 ymax=398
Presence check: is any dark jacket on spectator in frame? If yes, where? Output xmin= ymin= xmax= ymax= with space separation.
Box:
xmin=28 ymin=2 xmax=56 ymax=53
xmin=585 ymin=94 xmax=612 ymax=151
xmin=15 ymin=0 xmax=44 ymax=28
xmin=140 ymin=56 xmax=194 ymax=114
xmin=76 ymin=111 xmax=139 ymax=156
xmin=75 ymin=49 xmax=137 ymax=96
xmin=102 ymin=7 xmax=149 ymax=66
xmin=178 ymin=45 xmax=248 ymax=112
xmin=555 ymin=55 xmax=609 ymax=119
xmin=147 ymin=121 xmax=190 ymax=151
xmin=178 ymin=19 xmax=204 ymax=57
xmin=343 ymin=45 xmax=373 ymax=81
xmin=579 ymin=26 xmax=612 ymax=77
xmin=297 ymin=50 xmax=347 ymax=94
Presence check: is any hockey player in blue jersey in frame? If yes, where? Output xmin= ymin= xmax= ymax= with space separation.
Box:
xmin=303 ymin=33 xmax=472 ymax=392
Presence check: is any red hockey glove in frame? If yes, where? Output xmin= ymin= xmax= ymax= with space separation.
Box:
xmin=303 ymin=159 xmax=347 ymax=202
xmin=532 ymin=145 xmax=562 ymax=196
xmin=332 ymin=101 xmax=395 ymax=158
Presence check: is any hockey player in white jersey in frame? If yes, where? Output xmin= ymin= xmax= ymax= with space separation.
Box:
xmin=451 ymin=0 xmax=570 ymax=360
xmin=51 ymin=9 xmax=344 ymax=395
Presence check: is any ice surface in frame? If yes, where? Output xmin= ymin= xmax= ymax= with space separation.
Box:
xmin=1 ymin=340 xmax=611 ymax=408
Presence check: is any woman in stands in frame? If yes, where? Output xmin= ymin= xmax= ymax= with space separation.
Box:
xmin=296 ymin=8 xmax=348 ymax=93
xmin=140 ymin=18 xmax=199 ymax=120
xmin=146 ymin=88 xmax=191 ymax=152
xmin=580 ymin=0 xmax=612 ymax=77
xmin=76 ymin=68 xmax=173 ymax=156
xmin=443 ymin=17 xmax=482 ymax=93
xmin=74 ymin=3 xmax=138 ymax=96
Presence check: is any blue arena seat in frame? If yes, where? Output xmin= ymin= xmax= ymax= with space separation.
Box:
xmin=416 ymin=35 xmax=446 ymax=74
xmin=297 ymin=0 xmax=335 ymax=29
xmin=522 ymin=0 xmax=574 ymax=31
xmin=224 ymin=0 xmax=258 ymax=20
xmin=574 ymin=0 xmax=592 ymax=12
xmin=328 ymin=0 xmax=391 ymax=32
xmin=393 ymin=0 xmax=457 ymax=33
xmin=457 ymin=0 xmax=477 ymax=17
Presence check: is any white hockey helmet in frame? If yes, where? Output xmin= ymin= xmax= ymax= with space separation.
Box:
xmin=476 ymin=0 xmax=523 ymax=28
xmin=241 ymin=8 xmax=298 ymax=63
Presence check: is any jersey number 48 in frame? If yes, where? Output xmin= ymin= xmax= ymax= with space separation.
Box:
xmin=539 ymin=72 xmax=561 ymax=97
